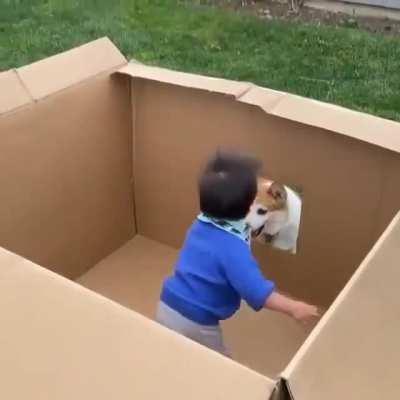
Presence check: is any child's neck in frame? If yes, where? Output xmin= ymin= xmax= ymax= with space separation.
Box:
xmin=197 ymin=213 xmax=250 ymax=245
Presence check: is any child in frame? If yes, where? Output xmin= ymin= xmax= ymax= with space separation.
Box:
xmin=157 ymin=151 xmax=319 ymax=356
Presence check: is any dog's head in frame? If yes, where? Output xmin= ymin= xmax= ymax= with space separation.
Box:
xmin=246 ymin=177 xmax=288 ymax=239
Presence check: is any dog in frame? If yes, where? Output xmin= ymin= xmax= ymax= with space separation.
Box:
xmin=246 ymin=177 xmax=301 ymax=254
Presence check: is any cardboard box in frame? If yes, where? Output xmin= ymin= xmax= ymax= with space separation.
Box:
xmin=1 ymin=37 xmax=399 ymax=399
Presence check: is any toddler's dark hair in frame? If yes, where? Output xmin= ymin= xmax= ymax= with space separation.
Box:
xmin=199 ymin=151 xmax=261 ymax=220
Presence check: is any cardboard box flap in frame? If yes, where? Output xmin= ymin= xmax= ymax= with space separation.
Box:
xmin=281 ymin=211 xmax=400 ymax=400
xmin=269 ymin=94 xmax=400 ymax=154
xmin=238 ymin=85 xmax=287 ymax=113
xmin=0 ymin=246 xmax=276 ymax=400
xmin=17 ymin=37 xmax=126 ymax=100
xmin=0 ymin=70 xmax=32 ymax=114
xmin=117 ymin=63 xmax=251 ymax=98
xmin=121 ymin=62 xmax=400 ymax=154
xmin=240 ymin=86 xmax=400 ymax=154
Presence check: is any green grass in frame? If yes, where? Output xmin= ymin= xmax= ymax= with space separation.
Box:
xmin=1 ymin=0 xmax=399 ymax=121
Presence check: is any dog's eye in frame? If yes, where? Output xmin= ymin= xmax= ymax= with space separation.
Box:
xmin=257 ymin=208 xmax=268 ymax=216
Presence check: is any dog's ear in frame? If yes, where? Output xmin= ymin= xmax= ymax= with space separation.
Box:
xmin=267 ymin=182 xmax=287 ymax=204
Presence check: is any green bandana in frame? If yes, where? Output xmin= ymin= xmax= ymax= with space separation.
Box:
xmin=198 ymin=213 xmax=251 ymax=245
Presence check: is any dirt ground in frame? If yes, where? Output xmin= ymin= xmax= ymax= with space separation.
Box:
xmin=206 ymin=0 xmax=400 ymax=36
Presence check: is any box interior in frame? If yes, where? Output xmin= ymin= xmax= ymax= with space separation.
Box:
xmin=0 ymin=245 xmax=276 ymax=400
xmin=77 ymin=235 xmax=310 ymax=377
xmin=1 ymin=38 xmax=400 ymax=385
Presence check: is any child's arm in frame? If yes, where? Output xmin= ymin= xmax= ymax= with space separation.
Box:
xmin=264 ymin=291 xmax=320 ymax=324
xmin=223 ymin=240 xmax=320 ymax=324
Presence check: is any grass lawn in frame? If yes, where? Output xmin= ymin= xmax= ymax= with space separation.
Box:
xmin=1 ymin=0 xmax=399 ymax=121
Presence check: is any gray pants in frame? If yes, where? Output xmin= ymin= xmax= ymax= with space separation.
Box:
xmin=156 ymin=301 xmax=230 ymax=357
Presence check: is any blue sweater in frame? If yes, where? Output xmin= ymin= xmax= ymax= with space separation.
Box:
xmin=160 ymin=220 xmax=275 ymax=325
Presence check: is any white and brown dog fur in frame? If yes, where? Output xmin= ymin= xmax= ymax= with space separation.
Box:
xmin=246 ymin=177 xmax=301 ymax=254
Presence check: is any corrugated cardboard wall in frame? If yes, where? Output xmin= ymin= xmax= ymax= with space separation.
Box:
xmin=375 ymin=151 xmax=400 ymax=237
xmin=0 ymin=245 xmax=276 ymax=400
xmin=0 ymin=70 xmax=32 ymax=114
xmin=282 ymin=211 xmax=400 ymax=400
xmin=0 ymin=74 xmax=134 ymax=278
xmin=132 ymin=78 xmax=400 ymax=307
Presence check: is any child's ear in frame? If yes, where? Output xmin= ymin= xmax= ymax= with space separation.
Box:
xmin=267 ymin=182 xmax=287 ymax=202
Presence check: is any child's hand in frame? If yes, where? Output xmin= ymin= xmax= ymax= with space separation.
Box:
xmin=264 ymin=291 xmax=320 ymax=325
xmin=291 ymin=301 xmax=320 ymax=325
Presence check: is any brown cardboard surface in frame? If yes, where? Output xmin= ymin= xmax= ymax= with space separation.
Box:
xmin=127 ymin=78 xmax=393 ymax=307
xmin=375 ymin=150 xmax=400 ymax=237
xmin=0 ymin=70 xmax=31 ymax=114
xmin=282 ymin=212 xmax=400 ymax=400
xmin=0 ymin=246 xmax=275 ymax=400
xmin=237 ymin=86 xmax=286 ymax=115
xmin=0 ymin=73 xmax=134 ymax=278
xmin=242 ymin=90 xmax=400 ymax=154
xmin=78 ymin=235 xmax=311 ymax=377
xmin=223 ymin=304 xmax=311 ymax=378
xmin=119 ymin=64 xmax=400 ymax=154
xmin=18 ymin=37 xmax=126 ymax=100
xmin=118 ymin=63 xmax=251 ymax=98
xmin=78 ymin=235 xmax=177 ymax=318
